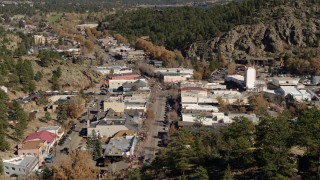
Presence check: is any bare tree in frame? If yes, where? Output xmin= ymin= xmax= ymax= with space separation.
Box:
xmin=52 ymin=150 xmax=98 ymax=179
xmin=68 ymin=96 xmax=85 ymax=119
xmin=227 ymin=62 xmax=236 ymax=75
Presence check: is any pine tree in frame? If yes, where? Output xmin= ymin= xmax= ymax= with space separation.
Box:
xmin=223 ymin=165 xmax=234 ymax=180
xmin=0 ymin=158 xmax=3 ymax=175
xmin=12 ymin=101 xmax=28 ymax=140
xmin=87 ymin=133 xmax=102 ymax=160
xmin=256 ymin=112 xmax=294 ymax=178
xmin=56 ymin=102 xmax=68 ymax=122
xmin=0 ymin=127 xmax=9 ymax=151
xmin=43 ymin=112 xmax=52 ymax=122
xmin=193 ymin=166 xmax=209 ymax=180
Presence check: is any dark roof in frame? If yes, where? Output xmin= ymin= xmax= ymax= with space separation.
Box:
xmin=123 ymin=80 xmax=147 ymax=89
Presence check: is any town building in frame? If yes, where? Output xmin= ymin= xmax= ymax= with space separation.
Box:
xmin=103 ymin=130 xmax=137 ymax=158
xmin=17 ymin=140 xmax=49 ymax=165
xmin=162 ymin=73 xmax=190 ymax=83
xmin=25 ymin=131 xmax=56 ymax=149
xmin=279 ymin=86 xmax=312 ymax=102
xmin=272 ymin=77 xmax=300 ymax=87
xmin=104 ymin=73 xmax=141 ymax=91
xmin=87 ymin=109 xmax=141 ymax=138
xmin=150 ymin=60 xmax=163 ymax=68
xmin=3 ymin=156 xmax=39 ymax=177
xmin=103 ymin=101 xmax=125 ymax=113
xmin=37 ymin=126 xmax=64 ymax=139
xmin=245 ymin=67 xmax=256 ymax=89
xmin=92 ymin=66 xmax=133 ymax=75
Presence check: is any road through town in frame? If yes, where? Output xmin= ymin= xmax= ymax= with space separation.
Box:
xmin=143 ymin=89 xmax=166 ymax=161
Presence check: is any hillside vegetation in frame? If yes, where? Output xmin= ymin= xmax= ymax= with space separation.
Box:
xmin=107 ymin=0 xmax=320 ymax=60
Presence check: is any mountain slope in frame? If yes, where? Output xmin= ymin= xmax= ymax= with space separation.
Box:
xmin=188 ymin=0 xmax=320 ymax=59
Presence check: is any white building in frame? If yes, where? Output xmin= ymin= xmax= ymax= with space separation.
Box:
xmin=279 ymin=86 xmax=312 ymax=102
xmin=225 ymin=75 xmax=244 ymax=86
xmin=272 ymin=77 xmax=300 ymax=87
xmin=245 ymin=67 xmax=256 ymax=89
xmin=3 ymin=156 xmax=39 ymax=177
xmin=92 ymin=66 xmax=133 ymax=75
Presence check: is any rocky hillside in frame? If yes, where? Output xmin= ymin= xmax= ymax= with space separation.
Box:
xmin=188 ymin=0 xmax=320 ymax=59
xmin=31 ymin=60 xmax=102 ymax=91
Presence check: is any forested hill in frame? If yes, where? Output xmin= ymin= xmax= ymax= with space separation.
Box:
xmin=107 ymin=0 xmax=320 ymax=59
xmin=0 ymin=0 xmax=212 ymax=14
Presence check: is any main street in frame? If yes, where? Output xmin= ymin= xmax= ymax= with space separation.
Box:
xmin=142 ymin=83 xmax=167 ymax=162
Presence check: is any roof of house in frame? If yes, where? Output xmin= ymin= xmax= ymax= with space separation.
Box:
xmin=180 ymin=87 xmax=207 ymax=91
xmin=37 ymin=126 xmax=60 ymax=132
xmin=3 ymin=156 xmax=38 ymax=167
xmin=104 ymin=135 xmax=135 ymax=156
xmin=25 ymin=130 xmax=56 ymax=143
xmin=20 ymin=140 xmax=45 ymax=150
xmin=123 ymin=80 xmax=147 ymax=89
xmin=113 ymin=130 xmax=136 ymax=138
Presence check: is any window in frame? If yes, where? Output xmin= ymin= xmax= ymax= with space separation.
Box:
xmin=27 ymin=153 xmax=31 ymax=155
xmin=34 ymin=153 xmax=37 ymax=156
xmin=5 ymin=172 xmax=9 ymax=174
xmin=5 ymin=166 xmax=8 ymax=169
xmin=19 ymin=168 xmax=21 ymax=171
xmin=12 ymin=167 xmax=15 ymax=170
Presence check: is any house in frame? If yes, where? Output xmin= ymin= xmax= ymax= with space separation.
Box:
xmin=122 ymin=79 xmax=149 ymax=92
xmin=104 ymin=73 xmax=141 ymax=91
xmin=3 ymin=156 xmax=39 ymax=177
xmin=18 ymin=140 xmax=49 ymax=165
xmin=150 ymin=60 xmax=163 ymax=68
xmin=37 ymin=126 xmax=64 ymax=139
xmin=103 ymin=132 xmax=137 ymax=158
xmin=162 ymin=73 xmax=189 ymax=83
xmin=124 ymin=95 xmax=148 ymax=113
xmin=153 ymin=68 xmax=194 ymax=77
xmin=25 ymin=131 xmax=56 ymax=149
xmin=87 ymin=109 xmax=140 ymax=138
xmin=103 ymin=101 xmax=125 ymax=113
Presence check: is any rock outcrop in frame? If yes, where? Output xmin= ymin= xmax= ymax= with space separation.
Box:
xmin=188 ymin=3 xmax=320 ymax=59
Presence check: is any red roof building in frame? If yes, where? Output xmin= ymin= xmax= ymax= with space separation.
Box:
xmin=25 ymin=130 xmax=56 ymax=143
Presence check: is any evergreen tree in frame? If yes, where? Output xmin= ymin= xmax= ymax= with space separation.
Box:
xmin=0 ymin=127 xmax=10 ymax=151
xmin=41 ymin=166 xmax=53 ymax=180
xmin=43 ymin=112 xmax=52 ymax=122
xmin=221 ymin=117 xmax=255 ymax=169
xmin=295 ymin=108 xmax=320 ymax=178
xmin=87 ymin=133 xmax=102 ymax=160
xmin=34 ymin=71 xmax=43 ymax=82
xmin=56 ymin=102 xmax=68 ymax=122
xmin=0 ymin=90 xmax=9 ymax=129
xmin=192 ymin=166 xmax=208 ymax=180
xmin=223 ymin=165 xmax=234 ymax=180
xmin=0 ymin=158 xmax=3 ymax=175
xmin=12 ymin=101 xmax=28 ymax=140
xmin=256 ymin=112 xmax=294 ymax=178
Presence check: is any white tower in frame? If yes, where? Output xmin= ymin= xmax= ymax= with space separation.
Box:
xmin=245 ymin=67 xmax=256 ymax=89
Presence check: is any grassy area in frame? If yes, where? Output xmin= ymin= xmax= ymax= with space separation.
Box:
xmin=47 ymin=14 xmax=62 ymax=23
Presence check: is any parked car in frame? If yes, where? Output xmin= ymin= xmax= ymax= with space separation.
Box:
xmin=45 ymin=155 xmax=54 ymax=163
xmin=60 ymin=148 xmax=69 ymax=155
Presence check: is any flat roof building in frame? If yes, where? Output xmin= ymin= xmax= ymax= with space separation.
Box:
xmin=3 ymin=156 xmax=39 ymax=177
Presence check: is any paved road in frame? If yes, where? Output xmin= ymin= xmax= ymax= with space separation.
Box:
xmin=143 ymin=92 xmax=166 ymax=161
